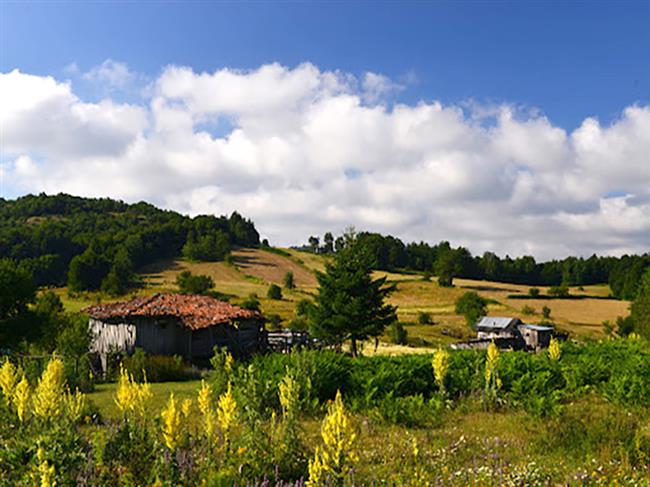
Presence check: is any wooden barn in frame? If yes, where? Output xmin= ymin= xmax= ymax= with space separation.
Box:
xmin=85 ymin=293 xmax=265 ymax=370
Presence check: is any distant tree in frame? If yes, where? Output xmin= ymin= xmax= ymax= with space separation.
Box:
xmin=283 ymin=271 xmax=295 ymax=290
xmin=455 ymin=291 xmax=488 ymax=329
xmin=616 ymin=315 xmax=635 ymax=337
xmin=418 ymin=311 xmax=432 ymax=325
xmin=175 ymin=271 xmax=215 ymax=295
xmin=56 ymin=313 xmax=91 ymax=359
xmin=528 ymin=287 xmax=541 ymax=298
xmin=334 ymin=236 xmax=345 ymax=253
xmin=67 ymin=245 xmax=110 ymax=291
xmin=631 ymin=268 xmax=650 ymax=339
xmin=261 ymin=238 xmax=270 ymax=247
xmin=323 ymin=232 xmax=335 ymax=253
xmin=183 ymin=230 xmax=230 ymax=262
xmin=542 ymin=306 xmax=552 ymax=319
xmin=241 ymin=293 xmax=260 ymax=311
xmin=267 ymin=284 xmax=283 ymax=300
xmin=310 ymin=237 xmax=397 ymax=356
xmin=435 ymin=246 xmax=463 ymax=287
xmin=101 ymin=247 xmax=134 ymax=295
xmin=389 ymin=322 xmax=408 ymax=345
xmin=308 ymin=236 xmax=320 ymax=253
xmin=0 ymin=260 xmax=36 ymax=344
xmin=548 ymin=285 xmax=570 ymax=298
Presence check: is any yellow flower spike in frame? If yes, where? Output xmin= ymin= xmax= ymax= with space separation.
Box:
xmin=432 ymin=348 xmax=449 ymax=394
xmin=224 ymin=352 xmax=234 ymax=374
xmin=412 ymin=437 xmax=419 ymax=459
xmin=14 ymin=375 xmax=30 ymax=423
xmin=32 ymin=358 xmax=66 ymax=420
xmin=197 ymin=380 xmax=217 ymax=442
xmin=549 ymin=337 xmax=561 ymax=361
xmin=216 ymin=382 xmax=238 ymax=447
xmin=66 ymin=388 xmax=86 ymax=422
xmin=278 ymin=372 xmax=299 ymax=417
xmin=181 ymin=398 xmax=192 ymax=418
xmin=0 ymin=361 xmax=19 ymax=404
xmin=37 ymin=446 xmax=56 ymax=487
xmin=114 ymin=364 xmax=151 ymax=420
xmin=160 ymin=393 xmax=183 ymax=451
xmin=307 ymin=390 xmax=357 ymax=485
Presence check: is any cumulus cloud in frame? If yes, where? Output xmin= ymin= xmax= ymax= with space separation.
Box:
xmin=1 ymin=63 xmax=649 ymax=259
xmin=83 ymin=59 xmax=135 ymax=89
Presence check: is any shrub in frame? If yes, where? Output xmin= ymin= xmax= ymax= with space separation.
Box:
xmin=123 ymin=349 xmax=198 ymax=382
xmin=455 ymin=292 xmax=488 ymax=329
xmin=548 ymin=285 xmax=570 ymax=298
xmin=521 ymin=305 xmax=536 ymax=315
xmin=267 ymin=314 xmax=283 ymax=330
xmin=389 ymin=322 xmax=408 ymax=345
xmin=374 ymin=394 xmax=442 ymax=427
xmin=529 ymin=287 xmax=541 ymax=298
xmin=542 ymin=305 xmax=552 ymax=319
xmin=240 ymin=293 xmax=260 ymax=311
xmin=283 ymin=271 xmax=295 ymax=290
xmin=417 ymin=311 xmax=432 ymax=325
xmin=175 ymin=271 xmax=214 ymax=295
xmin=267 ymin=284 xmax=283 ymax=300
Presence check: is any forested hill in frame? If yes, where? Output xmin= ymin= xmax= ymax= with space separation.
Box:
xmin=0 ymin=193 xmax=259 ymax=291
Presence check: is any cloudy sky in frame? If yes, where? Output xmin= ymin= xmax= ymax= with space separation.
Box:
xmin=1 ymin=2 xmax=649 ymax=260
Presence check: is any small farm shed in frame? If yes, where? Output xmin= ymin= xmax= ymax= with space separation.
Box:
xmin=476 ymin=317 xmax=523 ymax=340
xmin=85 ymin=293 xmax=265 ymax=370
xmin=518 ymin=324 xmax=553 ymax=351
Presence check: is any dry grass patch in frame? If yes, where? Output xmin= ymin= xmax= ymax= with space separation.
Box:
xmin=233 ymin=248 xmax=318 ymax=287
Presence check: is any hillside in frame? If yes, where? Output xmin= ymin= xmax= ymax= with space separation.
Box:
xmin=58 ymin=247 xmax=630 ymax=348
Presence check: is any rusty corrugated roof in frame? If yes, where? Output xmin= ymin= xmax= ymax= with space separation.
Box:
xmin=84 ymin=293 xmax=262 ymax=330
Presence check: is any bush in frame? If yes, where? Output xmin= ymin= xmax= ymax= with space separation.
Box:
xmin=267 ymin=284 xmax=283 ymax=300
xmin=542 ymin=305 xmax=552 ymax=319
xmin=267 ymin=313 xmax=283 ymax=330
xmin=417 ymin=311 xmax=432 ymax=324
xmin=373 ymin=394 xmax=442 ymax=427
xmin=529 ymin=287 xmax=540 ymax=298
xmin=283 ymin=271 xmax=295 ymax=289
xmin=389 ymin=322 xmax=408 ymax=345
xmin=175 ymin=270 xmax=214 ymax=295
xmin=521 ymin=305 xmax=536 ymax=316
xmin=123 ymin=348 xmax=199 ymax=382
xmin=548 ymin=285 xmax=570 ymax=298
xmin=241 ymin=293 xmax=261 ymax=311
xmin=455 ymin=291 xmax=488 ymax=329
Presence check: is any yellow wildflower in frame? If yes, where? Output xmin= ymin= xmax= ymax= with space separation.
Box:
xmin=412 ymin=437 xmax=419 ymax=459
xmin=432 ymin=348 xmax=449 ymax=393
xmin=307 ymin=390 xmax=357 ymax=485
xmin=66 ymin=388 xmax=86 ymax=422
xmin=13 ymin=375 xmax=30 ymax=422
xmin=548 ymin=337 xmax=561 ymax=361
xmin=181 ymin=398 xmax=192 ymax=418
xmin=160 ymin=393 xmax=183 ymax=451
xmin=197 ymin=380 xmax=217 ymax=442
xmin=224 ymin=352 xmax=234 ymax=374
xmin=0 ymin=360 xmax=19 ymax=404
xmin=306 ymin=447 xmax=326 ymax=487
xmin=37 ymin=446 xmax=56 ymax=487
xmin=278 ymin=372 xmax=299 ymax=417
xmin=216 ymin=382 xmax=238 ymax=446
xmin=114 ymin=364 xmax=151 ymax=419
xmin=32 ymin=357 xmax=66 ymax=420
xmin=485 ymin=341 xmax=499 ymax=383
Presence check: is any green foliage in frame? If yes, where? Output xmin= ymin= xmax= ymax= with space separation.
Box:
xmin=528 ymin=287 xmax=540 ymax=298
xmin=417 ymin=311 xmax=432 ymax=324
xmin=100 ymin=247 xmax=134 ymax=295
xmin=175 ymin=270 xmax=215 ymax=295
xmin=283 ymin=270 xmax=295 ymax=289
xmin=266 ymin=313 xmax=283 ymax=330
xmin=240 ymin=293 xmax=260 ymax=311
xmin=548 ymin=285 xmax=570 ymax=297
xmin=631 ymin=267 xmax=650 ymax=339
xmin=389 ymin=322 xmax=408 ymax=345
xmin=310 ymin=237 xmax=397 ymax=356
xmin=67 ymin=245 xmax=111 ymax=292
xmin=0 ymin=260 xmax=37 ymax=345
xmin=123 ymin=348 xmax=198 ymax=382
xmin=455 ymin=291 xmax=488 ymax=329
xmin=542 ymin=305 xmax=552 ymax=319
xmin=182 ymin=229 xmax=230 ymax=262
xmin=267 ymin=283 xmax=283 ymax=300
xmin=521 ymin=305 xmax=536 ymax=315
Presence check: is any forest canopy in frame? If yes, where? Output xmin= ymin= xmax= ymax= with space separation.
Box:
xmin=0 ymin=193 xmax=259 ymax=292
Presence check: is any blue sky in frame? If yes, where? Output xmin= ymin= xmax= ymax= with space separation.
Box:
xmin=1 ymin=1 xmax=649 ymax=257
xmin=3 ymin=1 xmax=649 ymax=130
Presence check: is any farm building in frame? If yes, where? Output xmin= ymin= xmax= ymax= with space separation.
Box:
xmin=84 ymin=293 xmax=265 ymax=370
xmin=452 ymin=316 xmax=556 ymax=352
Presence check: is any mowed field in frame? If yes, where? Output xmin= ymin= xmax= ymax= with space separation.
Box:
xmin=56 ymin=248 xmax=631 ymax=347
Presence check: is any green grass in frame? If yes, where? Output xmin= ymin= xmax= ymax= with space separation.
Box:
xmin=87 ymin=380 xmax=202 ymax=420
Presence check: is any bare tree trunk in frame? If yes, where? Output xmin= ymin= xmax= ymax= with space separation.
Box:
xmin=350 ymin=337 xmax=358 ymax=357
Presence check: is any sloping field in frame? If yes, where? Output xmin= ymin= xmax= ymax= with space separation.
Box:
xmin=56 ymin=248 xmax=629 ymax=346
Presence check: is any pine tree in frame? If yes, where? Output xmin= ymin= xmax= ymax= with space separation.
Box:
xmin=310 ymin=237 xmax=396 ymax=356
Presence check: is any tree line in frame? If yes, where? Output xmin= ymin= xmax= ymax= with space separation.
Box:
xmin=0 ymin=193 xmax=259 ymax=294
xmin=303 ymin=231 xmax=650 ymax=300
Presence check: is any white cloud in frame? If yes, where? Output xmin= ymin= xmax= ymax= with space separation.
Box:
xmin=83 ymin=59 xmax=135 ymax=89
xmin=1 ymin=63 xmax=649 ymax=259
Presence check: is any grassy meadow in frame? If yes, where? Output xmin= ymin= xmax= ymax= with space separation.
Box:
xmin=54 ymin=247 xmax=631 ymax=347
